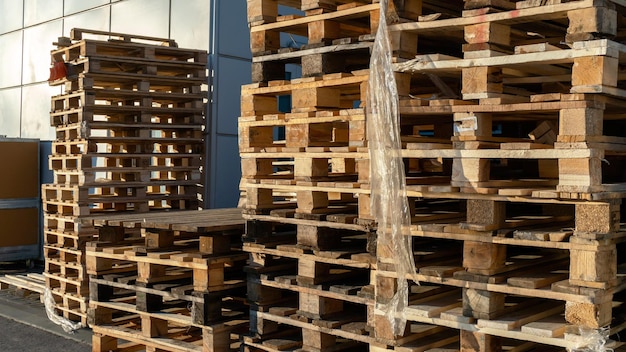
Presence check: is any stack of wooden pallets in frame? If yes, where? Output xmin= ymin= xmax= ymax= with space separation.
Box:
xmin=44 ymin=28 xmax=207 ymax=325
xmin=81 ymin=208 xmax=248 ymax=352
xmin=240 ymin=0 xmax=626 ymax=351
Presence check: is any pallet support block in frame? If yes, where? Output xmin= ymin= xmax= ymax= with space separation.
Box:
xmin=93 ymin=333 xmax=117 ymax=352
xmin=297 ymin=190 xmax=329 ymax=214
xmin=464 ymin=22 xmax=510 ymax=46
xmin=241 ymin=94 xmax=277 ymax=117
xmin=297 ymin=224 xmax=341 ymax=251
xmin=142 ymin=315 xmax=168 ymax=338
xmin=308 ymin=19 xmax=340 ymax=44
xmin=460 ymin=330 xmax=502 ymax=352
xmin=194 ymin=261 xmax=225 ymax=291
xmin=88 ymin=306 xmax=113 ymax=326
xmin=452 ymin=159 xmax=490 ymax=186
xmin=144 ymin=230 xmax=174 ymax=249
xmin=569 ymin=245 xmax=616 ymax=287
xmin=389 ymin=0 xmax=423 ymax=20
xmin=462 ymin=66 xmax=503 ymax=98
xmin=252 ymin=61 xmax=286 ymax=84
xmin=294 ymin=157 xmax=329 ymax=180
xmin=203 ymin=327 xmax=231 ymax=352
xmin=292 ymin=87 xmax=341 ymax=111
xmin=463 ymin=288 xmax=505 ymax=320
xmin=245 ymin=186 xmax=274 ymax=209
xmin=98 ymin=226 xmax=126 ymax=243
xmin=298 ymin=259 xmax=330 ymax=286
xmin=199 ymin=235 xmax=231 ymax=255
xmin=250 ymin=30 xmax=280 ymax=55
xmin=299 ymin=291 xmax=343 ymax=319
xmin=565 ymin=298 xmax=613 ymax=328
xmin=557 ymin=157 xmax=603 ymax=193
xmin=466 ymin=199 xmax=505 ymax=227
xmin=558 ymin=108 xmax=603 ymax=138
xmin=375 ymin=274 xmax=398 ymax=304
xmin=246 ymin=0 xmax=277 ymax=24
xmin=463 ymin=241 xmax=506 ymax=275
xmin=192 ymin=291 xmax=223 ymax=324
xmin=575 ymin=201 xmax=620 ymax=234
xmin=302 ymin=53 xmax=346 ymax=78
xmin=358 ymin=193 xmax=374 ymax=220
xmin=566 ymin=6 xmax=617 ymax=42
xmin=390 ymin=31 xmax=418 ymax=58
xmin=572 ymin=55 xmax=618 ymax=88
xmin=239 ymin=125 xmax=274 ymax=150
xmin=244 ymin=220 xmax=273 ymax=241
xmin=302 ymin=328 xmax=337 ymax=351
xmin=136 ymin=282 xmax=164 ymax=313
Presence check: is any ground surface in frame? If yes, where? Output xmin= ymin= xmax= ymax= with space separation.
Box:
xmin=0 ymin=262 xmax=91 ymax=352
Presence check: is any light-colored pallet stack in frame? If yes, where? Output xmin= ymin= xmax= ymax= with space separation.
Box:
xmin=240 ymin=0 xmax=626 ymax=351
xmin=379 ymin=0 xmax=626 ymax=350
xmin=81 ymin=208 xmax=248 ymax=352
xmin=44 ymin=28 xmax=206 ymax=325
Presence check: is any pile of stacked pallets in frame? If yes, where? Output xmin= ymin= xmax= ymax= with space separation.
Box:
xmin=44 ymin=28 xmax=206 ymax=325
xmin=240 ymin=0 xmax=626 ymax=351
xmin=81 ymin=208 xmax=248 ymax=352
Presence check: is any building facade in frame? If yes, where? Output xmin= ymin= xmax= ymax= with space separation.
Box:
xmin=0 ymin=0 xmax=251 ymax=208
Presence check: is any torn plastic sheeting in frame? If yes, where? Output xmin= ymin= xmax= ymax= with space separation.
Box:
xmin=367 ymin=0 xmax=417 ymax=337
xmin=569 ymin=326 xmax=613 ymax=352
xmin=44 ymin=288 xmax=82 ymax=333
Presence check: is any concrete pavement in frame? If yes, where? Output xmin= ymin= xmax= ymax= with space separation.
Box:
xmin=0 ymin=262 xmax=91 ymax=351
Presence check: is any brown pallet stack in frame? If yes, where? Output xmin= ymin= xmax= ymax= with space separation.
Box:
xmin=44 ymin=28 xmax=206 ymax=325
xmin=240 ymin=1 xmax=429 ymax=351
xmin=241 ymin=0 xmax=626 ymax=351
xmin=81 ymin=208 xmax=248 ymax=352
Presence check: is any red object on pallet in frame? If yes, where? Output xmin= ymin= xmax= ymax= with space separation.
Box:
xmin=48 ymin=61 xmax=67 ymax=82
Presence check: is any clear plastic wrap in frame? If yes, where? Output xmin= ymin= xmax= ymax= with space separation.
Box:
xmin=43 ymin=288 xmax=83 ymax=333
xmin=367 ymin=0 xmax=417 ymax=337
xmin=570 ymin=327 xmax=612 ymax=352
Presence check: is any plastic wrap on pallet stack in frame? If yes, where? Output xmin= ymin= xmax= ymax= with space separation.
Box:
xmin=367 ymin=0 xmax=416 ymax=338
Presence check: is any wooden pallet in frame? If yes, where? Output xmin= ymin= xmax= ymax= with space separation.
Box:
xmin=0 ymin=273 xmax=46 ymax=297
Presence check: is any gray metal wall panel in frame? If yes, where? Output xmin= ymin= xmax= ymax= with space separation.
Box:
xmin=210 ymin=134 xmax=241 ymax=208
xmin=217 ymin=0 xmax=250 ymax=58
xmin=216 ymin=56 xmax=250 ymax=135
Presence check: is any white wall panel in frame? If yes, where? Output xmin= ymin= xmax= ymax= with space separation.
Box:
xmin=22 ymin=20 xmax=63 ymax=84
xmin=0 ymin=31 xmax=23 ymax=88
xmin=24 ymin=0 xmax=62 ymax=26
xmin=64 ymin=6 xmax=110 ymax=35
xmin=171 ymin=0 xmax=209 ymax=50
xmin=111 ymin=0 xmax=169 ymax=38
xmin=21 ymin=83 xmax=58 ymax=140
xmin=0 ymin=88 xmax=22 ymax=137
xmin=64 ymin=0 xmax=109 ymax=16
xmin=0 ymin=0 xmax=24 ymax=34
